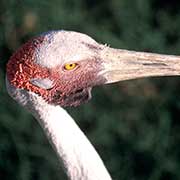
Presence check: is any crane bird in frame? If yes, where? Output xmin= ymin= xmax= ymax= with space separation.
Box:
xmin=6 ymin=30 xmax=180 ymax=180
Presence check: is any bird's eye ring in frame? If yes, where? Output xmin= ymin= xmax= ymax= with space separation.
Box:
xmin=64 ymin=63 xmax=78 ymax=71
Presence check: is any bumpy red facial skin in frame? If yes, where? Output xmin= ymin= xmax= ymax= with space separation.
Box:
xmin=7 ymin=35 xmax=105 ymax=107
xmin=7 ymin=36 xmax=57 ymax=99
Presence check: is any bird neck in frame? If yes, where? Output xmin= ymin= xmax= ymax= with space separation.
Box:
xmin=6 ymin=78 xmax=111 ymax=180
xmin=26 ymin=92 xmax=112 ymax=180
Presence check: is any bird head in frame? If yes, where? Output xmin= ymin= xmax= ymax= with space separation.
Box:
xmin=6 ymin=30 xmax=180 ymax=107
xmin=6 ymin=31 xmax=107 ymax=107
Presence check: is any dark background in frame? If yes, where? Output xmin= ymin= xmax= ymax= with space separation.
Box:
xmin=1 ymin=0 xmax=180 ymax=179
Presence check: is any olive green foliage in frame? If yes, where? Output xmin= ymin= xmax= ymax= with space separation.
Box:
xmin=1 ymin=0 xmax=180 ymax=179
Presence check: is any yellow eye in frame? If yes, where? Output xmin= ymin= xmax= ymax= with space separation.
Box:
xmin=64 ymin=63 xmax=77 ymax=71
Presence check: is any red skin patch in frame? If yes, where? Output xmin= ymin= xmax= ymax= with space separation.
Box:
xmin=7 ymin=35 xmax=105 ymax=106
xmin=7 ymin=37 xmax=52 ymax=98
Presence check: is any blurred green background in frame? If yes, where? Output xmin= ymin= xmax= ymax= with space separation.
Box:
xmin=1 ymin=0 xmax=180 ymax=180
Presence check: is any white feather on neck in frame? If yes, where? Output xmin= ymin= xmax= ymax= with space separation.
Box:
xmin=6 ymin=78 xmax=112 ymax=180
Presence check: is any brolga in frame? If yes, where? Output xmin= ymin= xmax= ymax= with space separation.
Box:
xmin=6 ymin=30 xmax=180 ymax=180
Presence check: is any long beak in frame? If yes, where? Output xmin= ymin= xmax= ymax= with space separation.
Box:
xmin=100 ymin=46 xmax=180 ymax=84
